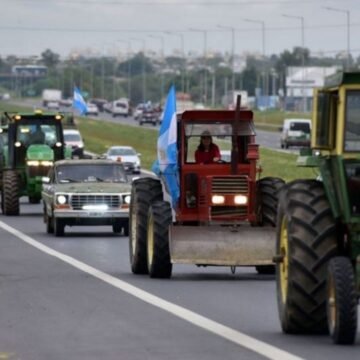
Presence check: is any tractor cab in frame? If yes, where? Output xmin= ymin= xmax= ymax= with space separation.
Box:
xmin=178 ymin=109 xmax=259 ymax=224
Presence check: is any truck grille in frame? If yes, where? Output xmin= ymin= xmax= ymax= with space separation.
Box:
xmin=211 ymin=176 xmax=248 ymax=194
xmin=71 ymin=194 xmax=120 ymax=210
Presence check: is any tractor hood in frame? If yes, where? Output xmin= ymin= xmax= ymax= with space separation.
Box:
xmin=27 ymin=144 xmax=54 ymax=161
xmin=53 ymin=182 xmax=131 ymax=194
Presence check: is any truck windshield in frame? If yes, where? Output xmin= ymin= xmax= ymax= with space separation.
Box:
xmin=290 ymin=122 xmax=310 ymax=133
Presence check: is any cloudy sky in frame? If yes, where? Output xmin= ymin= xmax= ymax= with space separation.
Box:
xmin=1 ymin=0 xmax=360 ymax=59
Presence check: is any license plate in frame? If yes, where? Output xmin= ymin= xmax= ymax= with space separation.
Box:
xmin=89 ymin=212 xmax=104 ymax=217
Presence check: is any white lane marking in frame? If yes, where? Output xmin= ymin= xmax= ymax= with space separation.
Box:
xmin=0 ymin=220 xmax=304 ymax=360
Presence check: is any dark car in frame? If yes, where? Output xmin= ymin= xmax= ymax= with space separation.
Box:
xmin=89 ymin=98 xmax=108 ymax=112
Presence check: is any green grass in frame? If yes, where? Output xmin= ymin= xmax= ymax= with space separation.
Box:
xmin=0 ymin=100 xmax=317 ymax=182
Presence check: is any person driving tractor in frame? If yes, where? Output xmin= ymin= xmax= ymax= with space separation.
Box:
xmin=195 ymin=130 xmax=221 ymax=164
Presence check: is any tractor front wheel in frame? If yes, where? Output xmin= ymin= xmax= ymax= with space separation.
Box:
xmin=147 ymin=201 xmax=172 ymax=278
xmin=327 ymin=256 xmax=358 ymax=345
xmin=276 ymin=180 xmax=339 ymax=334
xmin=129 ymin=178 xmax=163 ymax=274
xmin=3 ymin=170 xmax=20 ymax=216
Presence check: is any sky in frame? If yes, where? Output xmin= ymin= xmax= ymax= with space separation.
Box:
xmin=1 ymin=0 xmax=360 ymax=59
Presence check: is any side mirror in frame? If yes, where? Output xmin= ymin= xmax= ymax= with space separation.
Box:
xmin=42 ymin=176 xmax=50 ymax=184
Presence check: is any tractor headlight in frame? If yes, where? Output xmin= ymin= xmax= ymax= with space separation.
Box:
xmin=41 ymin=161 xmax=53 ymax=166
xmin=15 ymin=141 xmax=22 ymax=147
xmin=212 ymin=195 xmax=225 ymax=204
xmin=234 ymin=195 xmax=248 ymax=205
xmin=27 ymin=160 xmax=40 ymax=166
xmin=124 ymin=195 xmax=131 ymax=204
xmin=56 ymin=194 xmax=68 ymax=205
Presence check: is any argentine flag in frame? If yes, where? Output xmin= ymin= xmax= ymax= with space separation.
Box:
xmin=152 ymin=85 xmax=179 ymax=207
xmin=73 ymin=86 xmax=88 ymax=115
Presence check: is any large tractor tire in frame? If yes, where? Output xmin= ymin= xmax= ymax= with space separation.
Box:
xmin=327 ymin=257 xmax=358 ymax=345
xmin=129 ymin=178 xmax=163 ymax=274
xmin=147 ymin=201 xmax=172 ymax=278
xmin=276 ymin=180 xmax=339 ymax=334
xmin=255 ymin=176 xmax=285 ymax=275
xmin=3 ymin=170 xmax=20 ymax=216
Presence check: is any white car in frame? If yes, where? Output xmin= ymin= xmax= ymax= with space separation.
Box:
xmin=85 ymin=103 xmax=99 ymax=116
xmin=47 ymin=101 xmax=60 ymax=110
xmin=63 ymin=129 xmax=84 ymax=158
xmin=105 ymin=146 xmax=141 ymax=174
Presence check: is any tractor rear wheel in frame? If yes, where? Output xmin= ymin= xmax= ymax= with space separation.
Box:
xmin=276 ymin=180 xmax=339 ymax=334
xmin=147 ymin=201 xmax=172 ymax=278
xmin=255 ymin=176 xmax=285 ymax=274
xmin=3 ymin=170 xmax=20 ymax=216
xmin=327 ymin=257 xmax=358 ymax=345
xmin=129 ymin=178 xmax=163 ymax=274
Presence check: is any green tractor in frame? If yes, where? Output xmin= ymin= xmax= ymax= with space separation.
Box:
xmin=275 ymin=72 xmax=360 ymax=344
xmin=0 ymin=110 xmax=70 ymax=215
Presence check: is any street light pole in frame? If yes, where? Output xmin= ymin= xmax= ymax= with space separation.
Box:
xmin=218 ymin=25 xmax=236 ymax=93
xmin=166 ymin=31 xmax=186 ymax=93
xmin=118 ymin=40 xmax=132 ymax=101
xmin=131 ymin=38 xmax=146 ymax=103
xmin=243 ymin=19 xmax=266 ymax=97
xmin=189 ymin=28 xmax=208 ymax=105
xmin=324 ymin=6 xmax=351 ymax=70
xmin=282 ymin=14 xmax=306 ymax=112
xmin=149 ymin=34 xmax=165 ymax=103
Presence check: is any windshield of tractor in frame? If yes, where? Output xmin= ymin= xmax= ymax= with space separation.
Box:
xmin=184 ymin=121 xmax=255 ymax=163
xmin=56 ymin=163 xmax=128 ymax=183
xmin=16 ymin=124 xmax=60 ymax=147
xmin=344 ymin=91 xmax=360 ymax=152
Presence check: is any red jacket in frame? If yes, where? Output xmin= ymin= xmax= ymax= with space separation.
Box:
xmin=195 ymin=143 xmax=221 ymax=164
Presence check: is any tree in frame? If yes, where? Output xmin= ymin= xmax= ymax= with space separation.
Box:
xmin=41 ymin=49 xmax=60 ymax=68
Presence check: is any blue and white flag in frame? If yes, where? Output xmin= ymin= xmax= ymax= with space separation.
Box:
xmin=73 ymin=86 xmax=87 ymax=115
xmin=152 ymin=85 xmax=179 ymax=207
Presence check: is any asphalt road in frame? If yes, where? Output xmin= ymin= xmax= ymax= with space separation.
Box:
xmin=0 ymin=200 xmax=359 ymax=360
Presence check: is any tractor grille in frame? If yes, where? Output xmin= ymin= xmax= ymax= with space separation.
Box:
xmin=211 ymin=206 xmax=248 ymax=217
xmin=28 ymin=166 xmax=51 ymax=178
xmin=211 ymin=176 xmax=248 ymax=194
xmin=71 ymin=194 xmax=120 ymax=210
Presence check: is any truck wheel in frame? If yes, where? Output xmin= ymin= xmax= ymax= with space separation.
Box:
xmin=147 ymin=201 xmax=172 ymax=278
xmin=255 ymin=177 xmax=285 ymax=275
xmin=54 ymin=218 xmax=65 ymax=237
xmin=276 ymin=180 xmax=338 ymax=334
xmin=327 ymin=257 xmax=357 ymax=344
xmin=123 ymin=220 xmax=129 ymax=237
xmin=45 ymin=211 xmax=54 ymax=234
xmin=129 ymin=178 xmax=163 ymax=274
xmin=3 ymin=170 xmax=20 ymax=216
xmin=113 ymin=222 xmax=122 ymax=234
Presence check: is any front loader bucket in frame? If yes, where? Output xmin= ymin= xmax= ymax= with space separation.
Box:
xmin=170 ymin=225 xmax=275 ymax=266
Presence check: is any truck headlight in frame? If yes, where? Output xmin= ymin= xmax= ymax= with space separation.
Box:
xmin=56 ymin=194 xmax=68 ymax=205
xmin=212 ymin=195 xmax=225 ymax=204
xmin=234 ymin=195 xmax=248 ymax=205
xmin=124 ymin=195 xmax=131 ymax=204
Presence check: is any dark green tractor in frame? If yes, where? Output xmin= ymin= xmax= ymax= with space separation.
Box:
xmin=275 ymin=72 xmax=360 ymax=344
xmin=0 ymin=111 xmax=70 ymax=215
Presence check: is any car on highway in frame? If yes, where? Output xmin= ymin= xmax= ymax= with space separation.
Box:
xmin=104 ymin=146 xmax=141 ymax=174
xmin=42 ymin=159 xmax=132 ymax=237
xmin=47 ymin=101 xmax=60 ymax=111
xmin=89 ymin=98 xmax=108 ymax=112
xmin=63 ymin=128 xmax=84 ymax=158
xmin=59 ymin=98 xmax=73 ymax=107
xmin=280 ymin=118 xmax=311 ymax=149
xmin=85 ymin=103 xmax=99 ymax=116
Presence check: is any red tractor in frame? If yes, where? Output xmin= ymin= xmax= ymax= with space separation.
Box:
xmin=129 ymin=103 xmax=284 ymax=278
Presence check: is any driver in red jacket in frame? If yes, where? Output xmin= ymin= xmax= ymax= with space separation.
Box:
xmin=195 ymin=130 xmax=221 ymax=164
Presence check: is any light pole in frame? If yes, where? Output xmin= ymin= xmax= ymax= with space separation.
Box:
xmin=282 ymin=14 xmax=306 ymax=112
xmin=165 ymin=31 xmax=185 ymax=93
xmin=243 ymin=19 xmax=266 ymax=97
xmin=323 ymin=6 xmax=351 ymax=70
xmin=189 ymin=28 xmax=208 ymax=105
xmin=218 ymin=25 xmax=236 ymax=93
xmin=118 ymin=40 xmax=132 ymax=101
xmin=149 ymin=34 xmax=165 ymax=103
xmin=131 ymin=38 xmax=146 ymax=103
